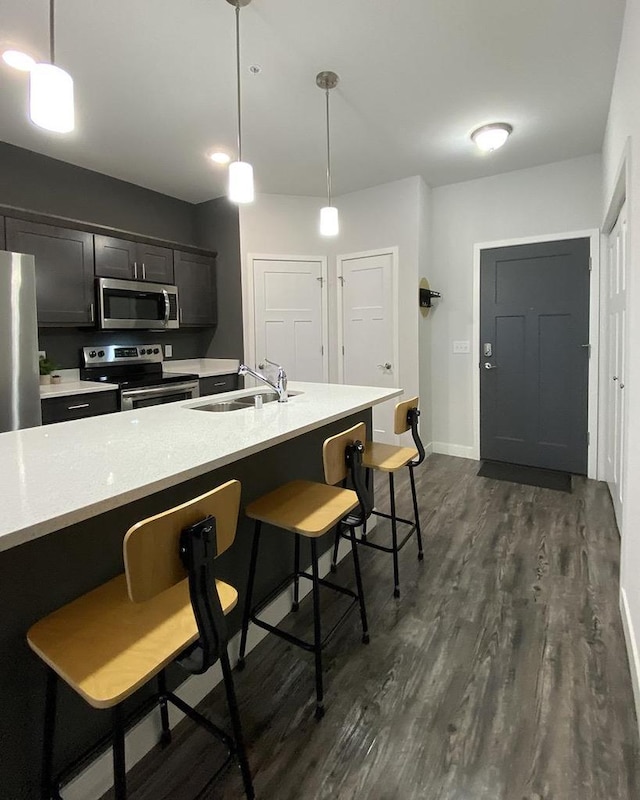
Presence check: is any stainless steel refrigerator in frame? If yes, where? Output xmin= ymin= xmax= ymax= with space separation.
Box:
xmin=0 ymin=251 xmax=42 ymax=432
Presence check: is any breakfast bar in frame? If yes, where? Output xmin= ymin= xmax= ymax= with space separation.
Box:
xmin=0 ymin=382 xmax=400 ymax=800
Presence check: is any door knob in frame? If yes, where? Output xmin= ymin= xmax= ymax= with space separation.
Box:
xmin=484 ymin=362 xmax=498 ymax=370
xmin=377 ymin=362 xmax=392 ymax=370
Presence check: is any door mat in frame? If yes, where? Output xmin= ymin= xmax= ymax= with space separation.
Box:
xmin=477 ymin=460 xmax=572 ymax=493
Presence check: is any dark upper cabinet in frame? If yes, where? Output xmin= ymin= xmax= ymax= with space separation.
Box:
xmin=6 ymin=218 xmax=95 ymax=326
xmin=0 ymin=216 xmax=5 ymax=250
xmin=174 ymin=251 xmax=217 ymax=326
xmin=95 ymin=235 xmax=174 ymax=284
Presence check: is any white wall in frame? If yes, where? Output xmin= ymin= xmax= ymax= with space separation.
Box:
xmin=602 ymin=0 xmax=640 ymax=718
xmin=239 ymin=178 xmax=429 ymax=425
xmin=429 ymin=154 xmax=602 ymax=456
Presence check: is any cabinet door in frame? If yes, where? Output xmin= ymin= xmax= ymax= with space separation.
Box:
xmin=41 ymin=391 xmax=118 ymax=424
xmin=94 ymin=235 xmax=137 ymax=279
xmin=6 ymin=218 xmax=95 ymax=326
xmin=174 ymin=251 xmax=217 ymax=326
xmin=136 ymin=243 xmax=174 ymax=283
xmin=199 ymin=374 xmax=238 ymax=396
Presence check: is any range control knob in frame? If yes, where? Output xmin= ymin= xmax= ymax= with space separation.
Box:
xmin=89 ymin=350 xmax=97 ymax=358
xmin=98 ymin=350 xmax=105 ymax=358
xmin=153 ymin=348 xmax=160 ymax=354
xmin=140 ymin=349 xmax=145 ymax=355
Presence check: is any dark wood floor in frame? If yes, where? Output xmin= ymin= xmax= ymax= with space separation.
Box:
xmin=103 ymin=455 xmax=640 ymax=800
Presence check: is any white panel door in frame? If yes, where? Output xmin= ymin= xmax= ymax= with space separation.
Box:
xmin=339 ymin=250 xmax=398 ymax=443
xmin=605 ymin=203 xmax=627 ymax=527
xmin=253 ymin=258 xmax=327 ymax=382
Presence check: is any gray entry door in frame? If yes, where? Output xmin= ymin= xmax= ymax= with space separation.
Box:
xmin=480 ymin=238 xmax=590 ymax=474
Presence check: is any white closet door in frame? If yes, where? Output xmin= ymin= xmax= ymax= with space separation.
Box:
xmin=253 ymin=257 xmax=327 ymax=383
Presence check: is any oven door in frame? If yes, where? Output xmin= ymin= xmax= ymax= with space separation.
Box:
xmin=98 ymin=278 xmax=179 ymax=330
xmin=120 ymin=381 xmax=199 ymax=411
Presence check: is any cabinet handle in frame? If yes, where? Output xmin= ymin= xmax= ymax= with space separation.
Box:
xmin=214 ymin=382 xmax=226 ymax=387
xmin=179 ymin=307 xmax=183 ymax=323
xmin=67 ymin=403 xmax=90 ymax=410
xmin=133 ymin=262 xmax=138 ymax=280
xmin=141 ymin=263 xmax=146 ymax=280
xmin=89 ymin=303 xmax=94 ymax=323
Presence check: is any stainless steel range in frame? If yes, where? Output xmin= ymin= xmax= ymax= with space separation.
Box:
xmin=80 ymin=345 xmax=199 ymax=410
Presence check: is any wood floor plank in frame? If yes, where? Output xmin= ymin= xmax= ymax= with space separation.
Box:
xmin=101 ymin=454 xmax=639 ymax=800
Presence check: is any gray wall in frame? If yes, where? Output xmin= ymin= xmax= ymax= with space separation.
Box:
xmin=195 ymin=197 xmax=244 ymax=359
xmin=0 ymin=142 xmax=197 ymax=243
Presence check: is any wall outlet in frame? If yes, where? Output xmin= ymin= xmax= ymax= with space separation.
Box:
xmin=164 ymin=344 xmax=173 ymax=358
xmin=38 ymin=350 xmax=46 ymax=360
xmin=453 ymin=340 xmax=470 ymax=354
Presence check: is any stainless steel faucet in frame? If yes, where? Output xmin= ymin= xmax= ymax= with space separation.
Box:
xmin=238 ymin=358 xmax=288 ymax=402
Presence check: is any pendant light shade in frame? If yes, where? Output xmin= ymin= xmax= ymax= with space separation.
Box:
xmin=228 ymin=160 xmax=254 ymax=203
xmin=29 ymin=0 xmax=74 ymax=133
xmin=320 ymin=206 xmax=339 ymax=237
xmin=30 ymin=63 xmax=74 ymax=133
xmin=316 ymin=71 xmax=339 ymax=237
xmin=226 ymin=0 xmax=254 ymax=204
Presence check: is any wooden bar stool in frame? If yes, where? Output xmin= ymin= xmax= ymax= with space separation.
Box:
xmin=237 ymin=422 xmax=372 ymax=720
xmin=331 ymin=397 xmax=426 ymax=598
xmin=27 ymin=480 xmax=254 ymax=800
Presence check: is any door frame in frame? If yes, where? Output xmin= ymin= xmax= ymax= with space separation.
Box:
xmin=243 ymin=253 xmax=329 ymax=381
xmin=336 ymin=247 xmax=400 ymax=388
xmin=472 ymin=229 xmax=601 ymax=479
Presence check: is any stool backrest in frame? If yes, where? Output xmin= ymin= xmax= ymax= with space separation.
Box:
xmin=394 ymin=396 xmax=419 ymax=434
xmin=123 ymin=480 xmax=241 ymax=604
xmin=323 ymin=422 xmax=367 ymax=485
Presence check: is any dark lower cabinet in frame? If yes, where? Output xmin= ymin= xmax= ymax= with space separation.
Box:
xmin=6 ymin=218 xmax=95 ymax=326
xmin=175 ymin=250 xmax=217 ymax=326
xmin=41 ymin=391 xmax=119 ymax=425
xmin=199 ymin=374 xmax=238 ymax=396
xmin=95 ymin=236 xmax=174 ymax=284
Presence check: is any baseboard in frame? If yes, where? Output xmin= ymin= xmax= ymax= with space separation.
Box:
xmin=423 ymin=441 xmax=434 ymax=457
xmin=431 ymin=441 xmax=477 ymax=460
xmin=620 ymin=587 xmax=640 ymax=736
xmin=64 ymin=523 xmax=373 ymax=800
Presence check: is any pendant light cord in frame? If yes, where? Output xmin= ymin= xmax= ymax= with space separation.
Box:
xmin=49 ymin=0 xmax=55 ymax=64
xmin=235 ymin=2 xmax=242 ymax=162
xmin=325 ymin=88 xmax=332 ymax=205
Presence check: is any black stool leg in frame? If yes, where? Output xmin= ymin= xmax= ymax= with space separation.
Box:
xmin=409 ymin=464 xmax=424 ymax=560
xmin=219 ymin=647 xmax=255 ymax=800
xmin=389 ymin=472 xmax=400 ymax=598
xmin=310 ymin=539 xmax=324 ymax=720
xmin=330 ymin=526 xmax=340 ymax=573
xmin=292 ymin=533 xmax=301 ymax=611
xmin=238 ymin=521 xmax=262 ymax=670
xmin=112 ymin=703 xmax=127 ymax=800
xmin=362 ymin=469 xmax=372 ymax=540
xmin=41 ymin=667 xmax=57 ymax=800
xmin=349 ymin=525 xmax=370 ymax=644
xmin=157 ymin=670 xmax=171 ymax=747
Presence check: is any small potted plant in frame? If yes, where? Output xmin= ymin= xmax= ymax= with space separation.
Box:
xmin=39 ymin=356 xmax=57 ymax=385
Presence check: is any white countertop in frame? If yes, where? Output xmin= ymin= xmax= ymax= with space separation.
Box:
xmin=0 ymin=382 xmax=401 ymax=553
xmin=40 ymin=380 xmax=119 ymax=399
xmin=163 ymin=358 xmax=240 ymax=378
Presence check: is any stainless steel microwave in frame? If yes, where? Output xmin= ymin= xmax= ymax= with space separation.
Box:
xmin=96 ymin=277 xmax=179 ymax=330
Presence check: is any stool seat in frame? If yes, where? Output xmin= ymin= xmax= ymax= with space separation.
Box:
xmin=246 ymin=479 xmax=359 ymax=537
xmin=27 ymin=574 xmax=237 ymax=709
xmin=363 ymin=441 xmax=419 ymax=472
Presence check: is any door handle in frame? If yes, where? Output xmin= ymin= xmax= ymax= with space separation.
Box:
xmin=484 ymin=362 xmax=498 ymax=370
xmin=377 ymin=362 xmax=392 ymax=370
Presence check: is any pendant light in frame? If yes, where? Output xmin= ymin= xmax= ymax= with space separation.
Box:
xmin=316 ymin=71 xmax=339 ymax=237
xmin=226 ymin=0 xmax=254 ymax=203
xmin=30 ymin=0 xmax=74 ymax=133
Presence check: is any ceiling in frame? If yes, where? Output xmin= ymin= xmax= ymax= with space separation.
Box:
xmin=0 ymin=0 xmax=626 ymax=204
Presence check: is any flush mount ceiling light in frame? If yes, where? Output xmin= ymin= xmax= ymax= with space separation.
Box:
xmin=2 ymin=50 xmax=36 ymax=71
xmin=316 ymin=70 xmax=340 ymax=237
xmin=209 ymin=151 xmax=231 ymax=165
xmin=471 ymin=122 xmax=512 ymax=152
xmin=226 ymin=0 xmax=254 ymax=204
xmin=29 ymin=0 xmax=74 ymax=133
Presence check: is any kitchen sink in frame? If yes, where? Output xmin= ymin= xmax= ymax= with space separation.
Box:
xmin=191 ymin=390 xmax=300 ymax=413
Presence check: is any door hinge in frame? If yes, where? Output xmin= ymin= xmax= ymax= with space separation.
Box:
xmin=587 ymin=431 xmax=590 ymax=446
xmin=321 ymin=345 xmax=324 ymax=355
xmin=589 ymin=257 xmax=593 ymax=271
xmin=581 ymin=343 xmax=591 ymax=357
xmin=342 ymin=345 xmax=345 ymax=355
xmin=338 ymin=275 xmax=345 ymax=286
xmin=317 ymin=276 xmax=324 ymax=287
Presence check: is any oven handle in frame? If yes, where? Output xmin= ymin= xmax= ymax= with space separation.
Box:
xmin=121 ymin=381 xmax=200 ymax=401
xmin=162 ymin=289 xmax=170 ymax=325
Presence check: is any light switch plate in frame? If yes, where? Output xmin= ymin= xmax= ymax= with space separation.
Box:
xmin=453 ymin=341 xmax=470 ymax=354
xmin=164 ymin=344 xmax=173 ymax=358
